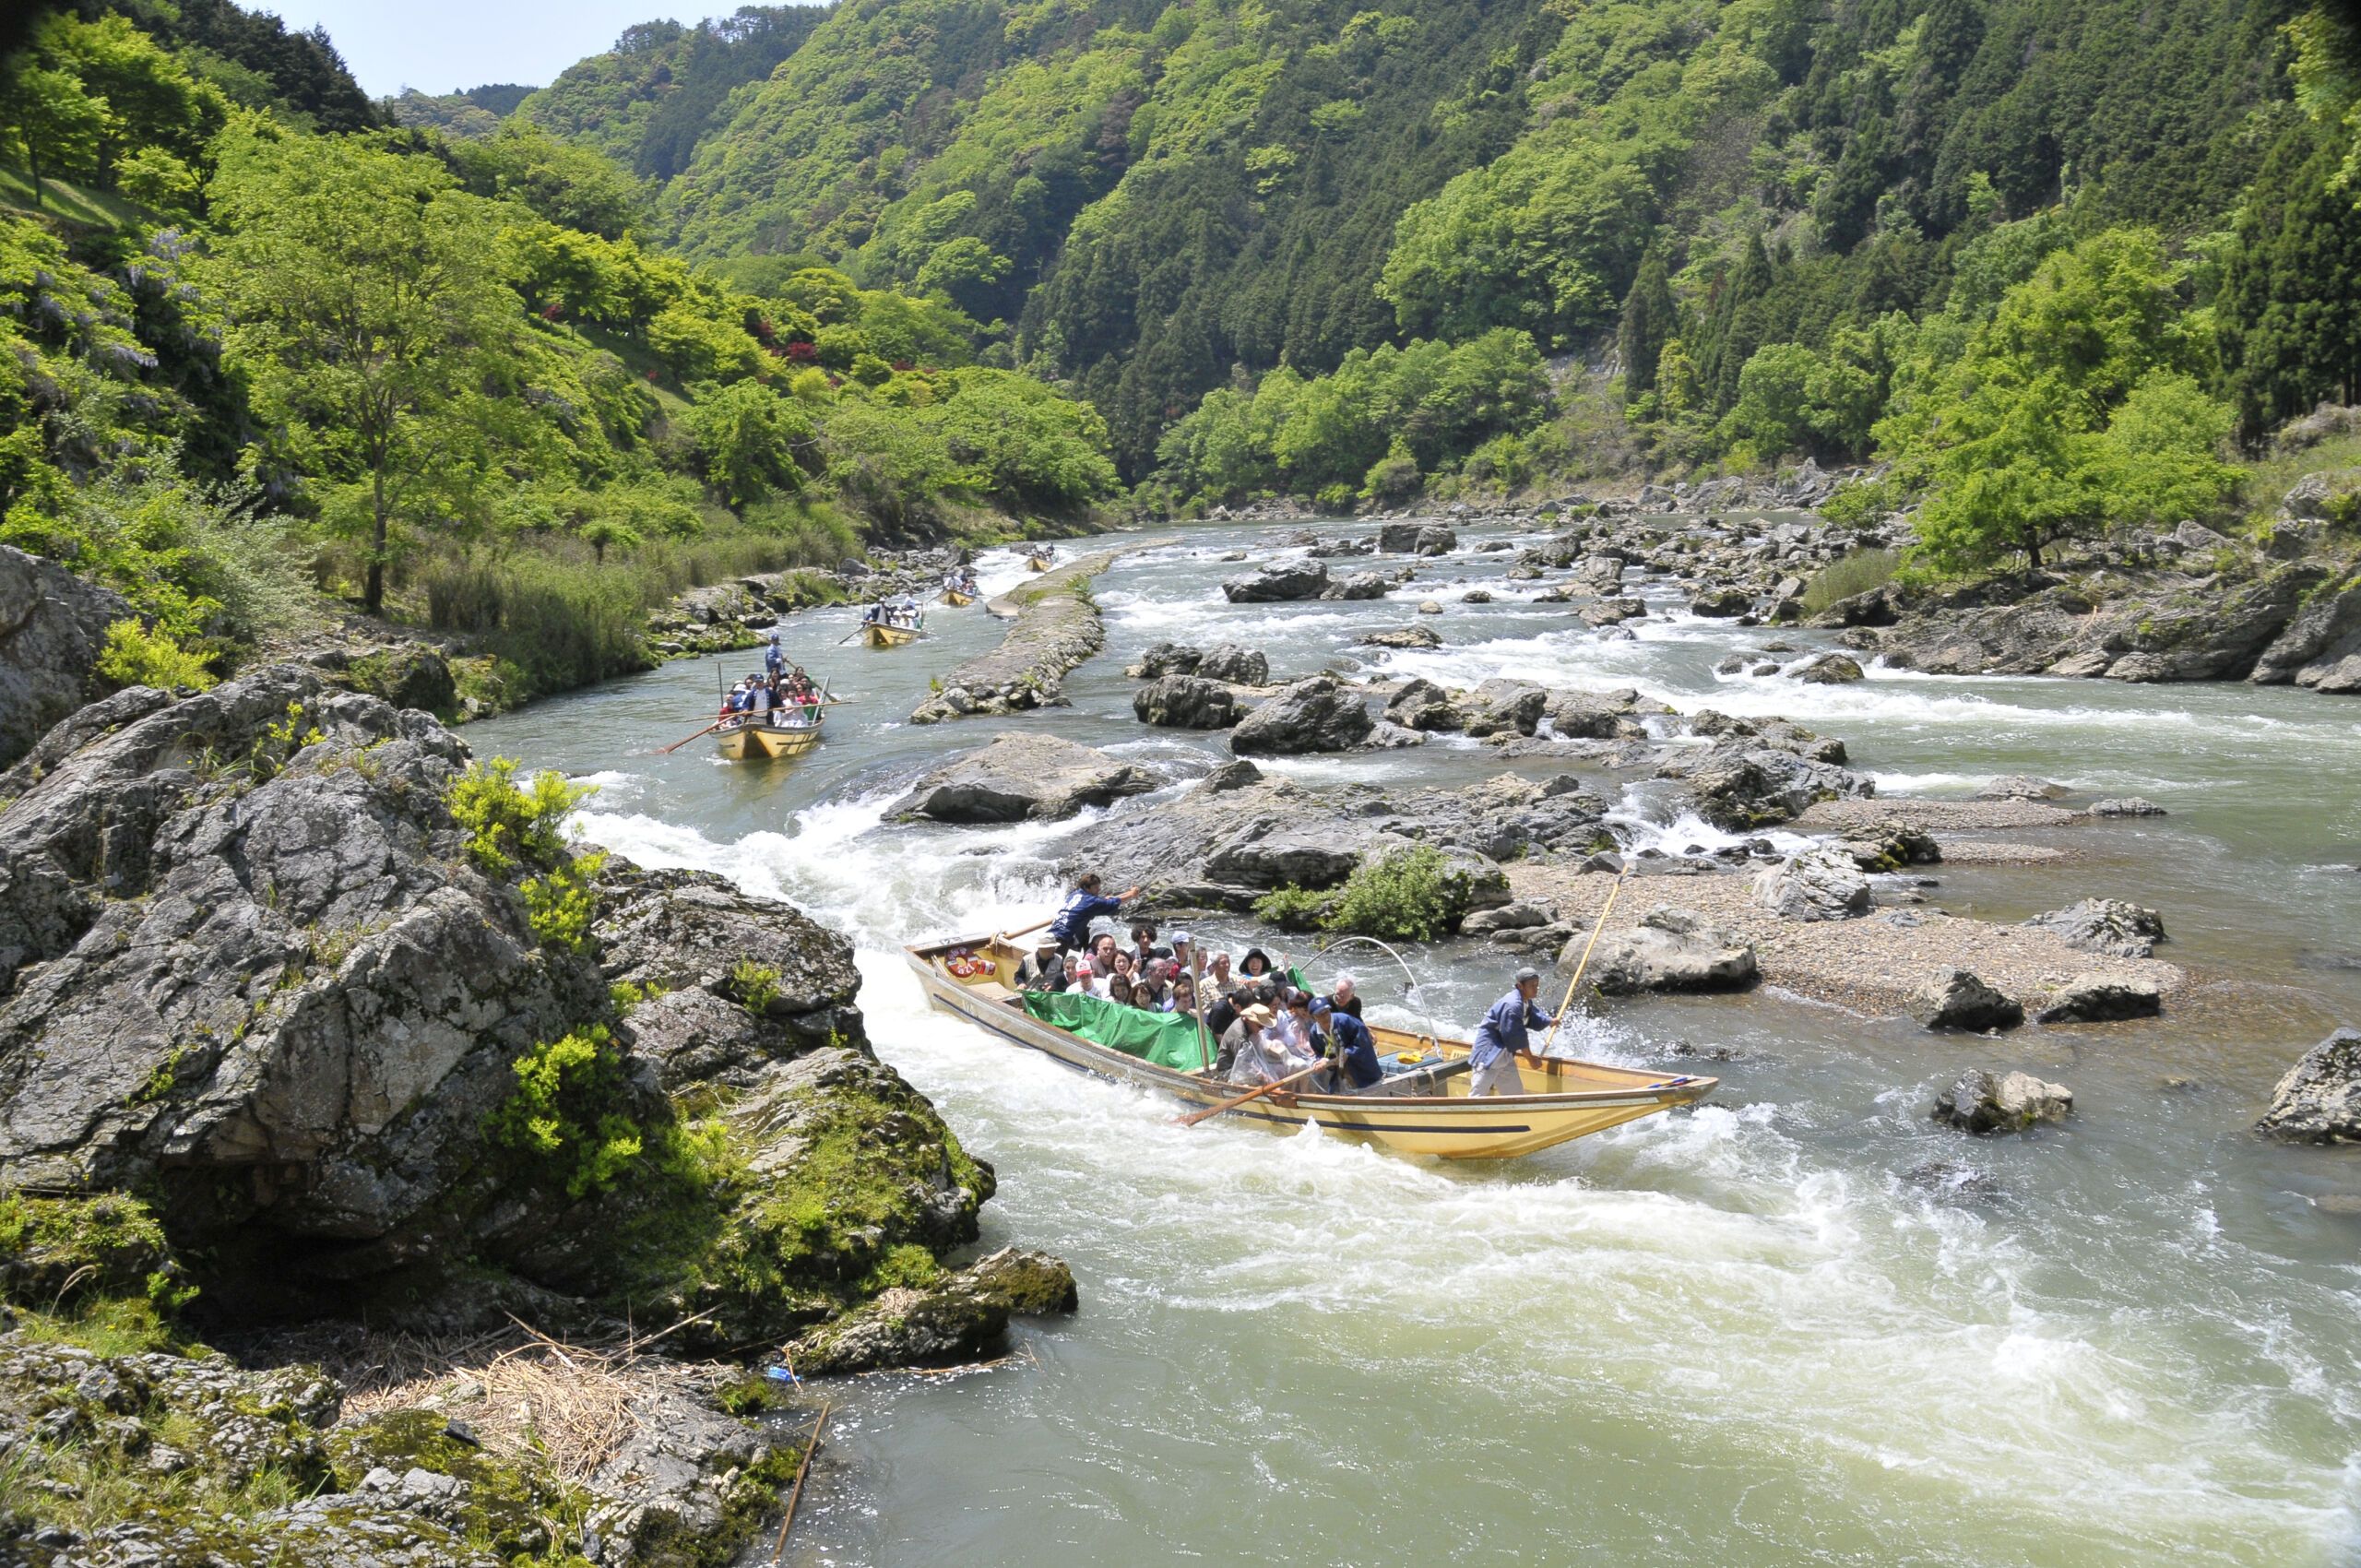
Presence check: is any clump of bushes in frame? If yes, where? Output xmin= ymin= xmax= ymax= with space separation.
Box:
xmin=1253 ymin=844 xmax=1476 ymax=943
xmin=1799 ymin=548 xmax=1901 ymax=614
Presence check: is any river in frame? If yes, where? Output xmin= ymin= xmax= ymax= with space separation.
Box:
xmin=470 ymin=517 xmax=2361 ymax=1566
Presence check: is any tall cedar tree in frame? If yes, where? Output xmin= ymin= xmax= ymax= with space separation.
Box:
xmin=1618 ymin=251 xmax=1677 ymax=399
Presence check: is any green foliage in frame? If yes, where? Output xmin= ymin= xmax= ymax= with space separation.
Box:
xmin=728 ymin=959 xmax=781 ymax=1015
xmin=1880 ymin=231 xmax=2243 ymax=569
xmin=447 ymin=757 xmax=592 ymax=879
xmin=2216 ymin=110 xmax=2361 ymax=438
xmin=1156 ymin=329 xmax=1548 ymax=505
xmin=522 ymin=850 xmax=608 ymax=954
xmin=203 ymin=129 xmax=529 ymax=615
xmin=94 ymin=617 xmax=215 ymax=692
xmin=682 ymin=379 xmax=823 ymax=505
xmin=487 ymin=1025 xmax=647 ymax=1200
xmin=446 ymin=118 xmax=650 ymax=240
xmin=1257 ymin=845 xmax=1475 ymax=943
xmin=0 ymin=1191 xmax=189 ymax=1318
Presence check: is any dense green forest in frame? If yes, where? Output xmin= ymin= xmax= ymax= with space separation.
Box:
xmin=552 ymin=0 xmax=2361 ymax=559
xmin=0 ymin=0 xmax=1116 ymax=704
xmin=6 ymin=0 xmax=2361 ymax=709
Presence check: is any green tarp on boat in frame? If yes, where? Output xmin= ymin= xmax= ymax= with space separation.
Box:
xmin=1020 ymin=990 xmax=1214 ymax=1072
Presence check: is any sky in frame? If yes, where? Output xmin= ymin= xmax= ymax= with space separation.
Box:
xmin=255 ymin=2 xmax=759 ymax=98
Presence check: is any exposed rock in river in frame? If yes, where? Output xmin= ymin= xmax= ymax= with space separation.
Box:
xmin=1933 ymin=1068 xmax=2072 ymax=1133
xmin=2024 ymin=898 xmax=2167 ymax=958
xmin=1222 ymin=560 xmax=1328 ymax=602
xmin=1752 ymin=847 xmax=1872 ymax=921
xmin=1229 ymin=675 xmax=1374 ymax=754
xmin=1135 ymin=673 xmax=1242 ymax=729
xmin=913 ymin=545 xmax=1148 ymax=724
xmin=2255 ymin=1028 xmax=2361 ymax=1142
xmin=891 ymin=731 xmax=1156 ymax=822
xmin=1910 ymin=969 xmax=2024 ymax=1031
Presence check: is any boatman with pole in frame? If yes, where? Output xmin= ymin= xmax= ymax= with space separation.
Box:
xmin=1467 ymin=967 xmax=1554 ymax=1097
xmin=1047 ymin=873 xmax=1139 ymax=954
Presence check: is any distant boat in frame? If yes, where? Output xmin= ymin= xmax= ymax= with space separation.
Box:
xmin=907 ymin=933 xmax=1717 ymax=1159
xmin=1024 ymin=552 xmax=1052 ymax=573
xmin=940 ymin=587 xmax=976 ymax=607
xmin=715 ymin=713 xmax=824 ymax=761
xmin=861 ymin=619 xmax=922 ymax=647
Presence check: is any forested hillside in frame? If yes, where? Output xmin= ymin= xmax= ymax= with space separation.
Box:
xmin=0 ymin=0 xmax=1117 ymax=707
xmin=561 ymin=0 xmax=2360 ymax=559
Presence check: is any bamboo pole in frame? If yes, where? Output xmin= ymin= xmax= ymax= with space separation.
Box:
xmin=772 ymin=1399 xmax=832 ymax=1563
xmin=1536 ymin=863 xmax=1631 ymax=1057
xmin=1176 ymin=1059 xmax=1324 ymax=1128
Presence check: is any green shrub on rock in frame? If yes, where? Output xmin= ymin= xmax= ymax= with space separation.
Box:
xmin=1258 ymin=845 xmax=1477 ymax=944
xmin=448 ymin=757 xmax=594 ymax=878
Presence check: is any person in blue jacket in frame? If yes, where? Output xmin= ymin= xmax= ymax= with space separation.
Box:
xmin=1312 ymin=1000 xmax=1382 ymax=1091
xmin=1047 ymin=873 xmax=1137 ymax=952
xmin=764 ymin=633 xmax=785 ymax=679
xmin=1467 ymin=967 xmax=1553 ymax=1097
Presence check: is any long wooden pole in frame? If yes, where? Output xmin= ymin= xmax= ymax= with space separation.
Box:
xmin=656 ymin=720 xmax=722 ymax=754
xmin=772 ymin=1399 xmax=832 ymax=1563
xmin=1537 ymin=864 xmax=1631 ymax=1056
xmin=1176 ymin=1059 xmax=1324 ymax=1128
xmin=1191 ymin=948 xmax=1211 ymax=1074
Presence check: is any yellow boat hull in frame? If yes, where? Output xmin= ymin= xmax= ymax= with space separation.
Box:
xmin=941 ymin=588 xmax=975 ymax=607
xmin=905 ymin=937 xmax=1716 ymax=1160
xmin=1024 ymin=556 xmax=1051 ymax=573
xmin=861 ymin=621 xmax=921 ymax=647
xmin=714 ymin=717 xmax=825 ymax=760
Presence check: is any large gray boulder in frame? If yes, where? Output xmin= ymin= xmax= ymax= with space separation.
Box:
xmin=1933 ymin=1068 xmax=2071 ymax=1133
xmin=890 ymin=731 xmax=1156 ymax=821
xmin=2027 ymin=974 xmax=2163 ymax=1024
xmin=0 ymin=544 xmax=132 ymax=770
xmin=1752 ymin=847 xmax=1872 ymax=921
xmin=2255 ymin=1028 xmax=2361 ymax=1142
xmin=1221 ymin=560 xmax=1329 ymax=603
xmin=1197 ymin=642 xmax=1270 ymax=684
xmin=1134 ymin=674 xmax=1240 ymax=730
xmin=1563 ymin=906 xmax=1758 ymax=995
xmin=1229 ymin=676 xmax=1373 ymax=754
xmin=1461 ymin=679 xmax=1548 ymax=739
xmin=1910 ymin=969 xmax=2024 ymax=1031
xmin=1386 ymin=677 xmax=1464 ymax=732
xmin=2024 ymin=898 xmax=2166 ymax=958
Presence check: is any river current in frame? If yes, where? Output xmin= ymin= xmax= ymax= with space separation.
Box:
xmin=471 ymin=517 xmax=2361 ymax=1566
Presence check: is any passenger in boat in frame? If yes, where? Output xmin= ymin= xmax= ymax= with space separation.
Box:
xmin=1019 ymin=943 xmax=1065 ymax=992
xmin=1048 ymin=873 xmax=1138 ymax=952
xmin=1130 ymin=922 xmax=1169 ymax=964
xmin=1066 ymin=957 xmax=1109 ymax=1000
xmin=1167 ymin=973 xmax=1198 ymax=1017
xmin=1314 ymin=1000 xmax=1382 ymax=1092
xmin=1468 ymin=967 xmax=1554 ymax=1097
xmin=1168 ymin=930 xmax=1196 ymax=974
xmin=1108 ymin=973 xmax=1135 ymax=1008
xmin=1239 ymin=948 xmax=1275 ymax=982
xmin=748 ymin=679 xmax=773 ymax=720
xmin=1108 ymin=951 xmax=1136 ymax=990
xmin=1226 ymin=1004 xmax=1311 ymax=1086
xmin=1089 ymin=932 xmax=1121 ymax=976
xmin=1204 ymin=950 xmax=1235 ymax=994
xmin=1325 ymin=974 xmax=1362 ymax=1021
xmin=1132 ymin=962 xmax=1168 ymax=1010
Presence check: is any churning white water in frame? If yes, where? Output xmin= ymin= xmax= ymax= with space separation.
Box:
xmin=471 ymin=515 xmax=2361 ymax=1566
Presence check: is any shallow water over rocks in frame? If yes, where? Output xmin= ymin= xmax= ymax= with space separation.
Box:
xmin=473 ymin=518 xmax=2361 ymax=1566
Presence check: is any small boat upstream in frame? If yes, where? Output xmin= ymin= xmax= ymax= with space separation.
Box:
xmin=858 ymin=596 xmax=927 ymax=647
xmin=713 ymin=711 xmax=825 ymax=760
xmin=907 ymin=932 xmax=1715 ymax=1159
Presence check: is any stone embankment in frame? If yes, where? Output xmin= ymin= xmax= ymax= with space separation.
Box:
xmin=0 ymin=665 xmax=1073 ymax=1564
xmin=910 ymin=540 xmax=1168 ymax=723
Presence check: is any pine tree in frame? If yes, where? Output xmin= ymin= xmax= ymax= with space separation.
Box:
xmin=1617 ymin=250 xmax=1677 ymax=400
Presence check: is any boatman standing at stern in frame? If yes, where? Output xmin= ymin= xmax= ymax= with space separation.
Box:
xmin=765 ymin=632 xmax=785 ymax=681
xmin=1468 ymin=967 xmax=1553 ymax=1096
xmin=1047 ymin=873 xmax=1139 ymax=953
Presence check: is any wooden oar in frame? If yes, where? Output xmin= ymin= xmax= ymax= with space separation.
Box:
xmin=1536 ymin=862 xmax=1631 ymax=1056
xmin=653 ymin=719 xmax=723 ymax=754
xmin=1176 ymin=1059 xmax=1324 ymax=1128
xmin=994 ymin=913 xmax=1056 ymax=944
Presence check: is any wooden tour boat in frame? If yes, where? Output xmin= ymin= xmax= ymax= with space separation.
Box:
xmin=713 ymin=709 xmax=825 ymax=760
xmin=907 ymin=932 xmax=1716 ymax=1159
xmin=1024 ymin=552 xmax=1052 ymax=573
xmin=940 ymin=587 xmax=976 ymax=607
xmin=860 ymin=618 xmax=922 ymax=647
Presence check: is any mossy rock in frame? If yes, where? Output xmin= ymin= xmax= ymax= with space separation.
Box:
xmin=327 ymin=1408 xmax=590 ymax=1562
xmin=343 ymin=645 xmax=458 ymax=718
xmin=0 ymin=1191 xmax=185 ymax=1313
